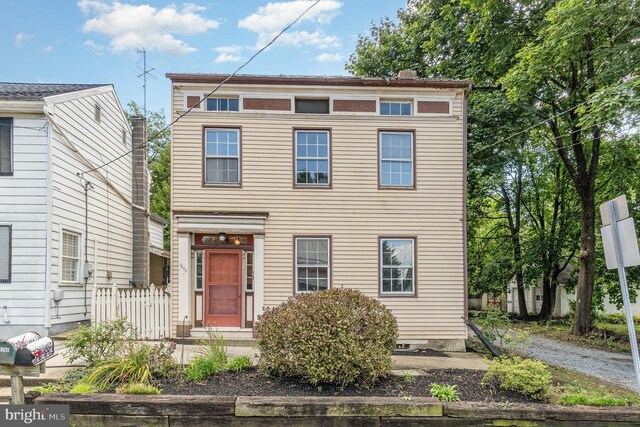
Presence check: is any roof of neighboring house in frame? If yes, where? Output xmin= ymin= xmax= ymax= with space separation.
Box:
xmin=149 ymin=212 xmax=168 ymax=226
xmin=166 ymin=73 xmax=473 ymax=89
xmin=0 ymin=82 xmax=108 ymax=101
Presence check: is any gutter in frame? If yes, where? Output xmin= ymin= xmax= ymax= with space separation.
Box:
xmin=463 ymin=83 xmax=473 ymax=323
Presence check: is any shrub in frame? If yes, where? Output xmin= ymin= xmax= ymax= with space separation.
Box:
xmin=257 ymin=288 xmax=398 ymax=388
xmin=430 ymin=383 xmax=460 ymax=402
xmin=116 ymin=383 xmax=161 ymax=395
xmin=147 ymin=340 xmax=177 ymax=378
xmin=225 ymin=355 xmax=252 ymax=372
xmin=69 ymin=382 xmax=97 ymax=394
xmin=474 ymin=308 xmax=529 ymax=350
xmin=184 ymin=332 xmax=228 ymax=382
xmin=65 ymin=319 xmax=137 ymax=365
xmin=482 ymin=356 xmax=551 ymax=400
xmin=185 ymin=355 xmax=222 ymax=382
xmin=32 ymin=383 xmax=60 ymax=394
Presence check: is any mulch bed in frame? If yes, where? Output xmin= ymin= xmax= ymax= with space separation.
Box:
xmin=157 ymin=368 xmax=535 ymax=403
xmin=392 ymin=348 xmax=451 ymax=357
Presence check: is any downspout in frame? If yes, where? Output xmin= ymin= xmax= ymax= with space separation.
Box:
xmin=463 ymin=82 xmax=473 ymax=322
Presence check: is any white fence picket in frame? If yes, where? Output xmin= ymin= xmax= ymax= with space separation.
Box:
xmin=91 ymin=284 xmax=171 ymax=339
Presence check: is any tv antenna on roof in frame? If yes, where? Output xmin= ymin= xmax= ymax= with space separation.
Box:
xmin=136 ymin=48 xmax=157 ymax=118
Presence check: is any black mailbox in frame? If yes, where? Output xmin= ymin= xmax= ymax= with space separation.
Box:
xmin=15 ymin=337 xmax=55 ymax=366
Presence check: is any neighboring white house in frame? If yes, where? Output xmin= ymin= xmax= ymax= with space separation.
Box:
xmin=0 ymin=82 xmax=151 ymax=337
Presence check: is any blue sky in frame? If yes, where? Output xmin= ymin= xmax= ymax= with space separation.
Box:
xmin=2 ymin=1 xmax=404 ymax=115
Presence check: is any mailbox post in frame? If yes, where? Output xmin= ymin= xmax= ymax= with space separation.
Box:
xmin=0 ymin=332 xmax=55 ymax=404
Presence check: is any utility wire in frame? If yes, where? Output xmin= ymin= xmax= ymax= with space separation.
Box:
xmin=80 ymin=0 xmax=321 ymax=177
xmin=470 ymin=117 xmax=636 ymax=171
xmin=471 ymin=76 xmax=638 ymax=156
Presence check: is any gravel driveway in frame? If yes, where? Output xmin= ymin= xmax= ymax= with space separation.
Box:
xmin=518 ymin=334 xmax=639 ymax=392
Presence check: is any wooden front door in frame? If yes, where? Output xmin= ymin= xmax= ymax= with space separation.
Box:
xmin=204 ymin=249 xmax=242 ymax=327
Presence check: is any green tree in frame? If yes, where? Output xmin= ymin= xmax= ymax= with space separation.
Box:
xmin=126 ymin=101 xmax=171 ymax=250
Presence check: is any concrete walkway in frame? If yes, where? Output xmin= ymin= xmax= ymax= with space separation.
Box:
xmin=518 ymin=334 xmax=640 ymax=392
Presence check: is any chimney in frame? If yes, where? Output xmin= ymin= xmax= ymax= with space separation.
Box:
xmin=398 ymin=69 xmax=418 ymax=80
xmin=131 ymin=116 xmax=149 ymax=287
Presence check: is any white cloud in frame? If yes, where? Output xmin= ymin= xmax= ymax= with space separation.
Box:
xmin=213 ymin=46 xmax=244 ymax=63
xmin=315 ymin=52 xmax=342 ymax=62
xmin=83 ymin=40 xmax=106 ymax=55
xmin=14 ymin=32 xmax=34 ymax=46
xmin=78 ymin=1 xmax=219 ymax=55
xmin=238 ymin=1 xmax=342 ymax=49
xmin=43 ymin=45 xmax=54 ymax=53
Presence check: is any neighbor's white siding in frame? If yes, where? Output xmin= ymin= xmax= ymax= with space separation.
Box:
xmin=0 ymin=116 xmax=49 ymax=332
xmin=48 ymin=89 xmax=133 ymax=326
xmin=149 ymin=218 xmax=164 ymax=251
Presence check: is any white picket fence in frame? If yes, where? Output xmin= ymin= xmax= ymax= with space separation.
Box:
xmin=92 ymin=283 xmax=171 ymax=339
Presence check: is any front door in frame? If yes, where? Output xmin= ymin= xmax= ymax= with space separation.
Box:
xmin=204 ymin=249 xmax=242 ymax=327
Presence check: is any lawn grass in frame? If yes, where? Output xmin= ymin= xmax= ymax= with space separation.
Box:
xmin=548 ymin=365 xmax=639 ymax=406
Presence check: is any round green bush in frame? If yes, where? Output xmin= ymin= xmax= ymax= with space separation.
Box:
xmin=256 ymin=288 xmax=398 ymax=388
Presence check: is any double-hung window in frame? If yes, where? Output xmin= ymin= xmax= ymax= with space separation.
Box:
xmin=206 ymin=97 xmax=239 ymax=112
xmin=0 ymin=117 xmax=13 ymax=175
xmin=204 ymin=128 xmax=240 ymax=185
xmin=0 ymin=225 xmax=10 ymax=283
xmin=62 ymin=231 xmax=80 ymax=283
xmin=380 ymin=101 xmax=412 ymax=116
xmin=379 ymin=131 xmax=414 ymax=188
xmin=295 ymin=130 xmax=330 ymax=186
xmin=380 ymin=238 xmax=415 ymax=295
xmin=295 ymin=237 xmax=330 ymax=293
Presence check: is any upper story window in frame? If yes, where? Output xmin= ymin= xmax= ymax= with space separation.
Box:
xmin=295 ymin=98 xmax=329 ymax=114
xmin=380 ymin=101 xmax=412 ymax=116
xmin=206 ymin=97 xmax=239 ymax=112
xmin=295 ymin=130 xmax=330 ymax=186
xmin=0 ymin=117 xmax=13 ymax=175
xmin=380 ymin=238 xmax=415 ymax=295
xmin=0 ymin=225 xmax=10 ymax=283
xmin=204 ymin=128 xmax=240 ymax=185
xmin=62 ymin=230 xmax=80 ymax=283
xmin=94 ymin=104 xmax=102 ymax=123
xmin=379 ymin=131 xmax=414 ymax=188
xmin=295 ymin=237 xmax=330 ymax=293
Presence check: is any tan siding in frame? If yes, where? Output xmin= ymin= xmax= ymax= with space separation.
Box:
xmin=171 ymin=84 xmax=465 ymax=341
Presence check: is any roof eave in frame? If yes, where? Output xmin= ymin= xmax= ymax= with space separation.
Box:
xmin=0 ymin=99 xmax=45 ymax=114
xmin=166 ymin=73 xmax=473 ymax=89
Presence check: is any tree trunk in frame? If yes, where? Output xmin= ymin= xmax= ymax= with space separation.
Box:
xmin=571 ymin=193 xmax=597 ymax=334
xmin=538 ymin=273 xmax=552 ymax=319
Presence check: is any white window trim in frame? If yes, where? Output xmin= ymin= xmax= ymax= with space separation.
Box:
xmin=294 ymin=129 xmax=331 ymax=187
xmin=380 ymin=238 xmax=415 ymax=295
xmin=61 ymin=228 xmax=82 ymax=286
xmin=204 ymin=127 xmax=241 ymax=185
xmin=294 ymin=237 xmax=331 ymax=294
xmin=205 ymin=96 xmax=240 ymax=112
xmin=379 ymin=99 xmax=413 ymax=116
xmin=379 ymin=131 xmax=414 ymax=188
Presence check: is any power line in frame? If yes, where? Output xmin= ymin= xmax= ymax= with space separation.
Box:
xmin=80 ymin=0 xmax=321 ymax=177
xmin=470 ymin=117 xmax=636 ymax=171
xmin=471 ymin=76 xmax=638 ymax=156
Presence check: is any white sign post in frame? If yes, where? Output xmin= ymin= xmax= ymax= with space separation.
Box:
xmin=600 ymin=195 xmax=640 ymax=392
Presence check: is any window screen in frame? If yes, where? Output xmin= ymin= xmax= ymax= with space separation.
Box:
xmin=295 ymin=99 xmax=330 ymax=114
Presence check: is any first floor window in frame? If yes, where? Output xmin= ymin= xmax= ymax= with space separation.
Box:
xmin=295 ymin=130 xmax=330 ymax=185
xmin=62 ymin=231 xmax=80 ymax=282
xmin=0 ymin=225 xmax=10 ymax=282
xmin=195 ymin=251 xmax=203 ymax=290
xmin=295 ymin=237 xmax=330 ymax=293
xmin=380 ymin=131 xmax=414 ymax=187
xmin=380 ymin=238 xmax=415 ymax=295
xmin=204 ymin=128 xmax=240 ymax=184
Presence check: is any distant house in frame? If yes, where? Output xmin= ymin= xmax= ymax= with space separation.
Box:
xmin=0 ymin=82 xmax=153 ymax=337
xmin=167 ymin=72 xmax=471 ymax=351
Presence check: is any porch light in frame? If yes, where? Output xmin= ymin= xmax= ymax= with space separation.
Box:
xmin=218 ymin=232 xmax=226 ymax=242
xmin=234 ymin=237 xmax=241 ymax=245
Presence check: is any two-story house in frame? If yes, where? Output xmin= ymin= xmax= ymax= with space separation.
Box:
xmin=0 ymin=83 xmax=152 ymax=337
xmin=167 ymin=72 xmax=471 ymax=350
